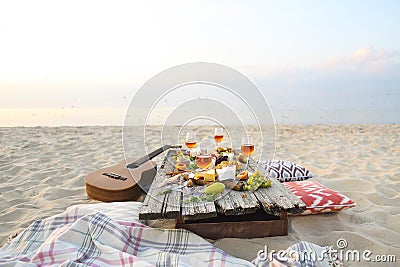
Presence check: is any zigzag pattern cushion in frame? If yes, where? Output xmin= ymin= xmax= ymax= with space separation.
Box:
xmin=284 ymin=180 xmax=356 ymax=215
xmin=260 ymin=160 xmax=313 ymax=182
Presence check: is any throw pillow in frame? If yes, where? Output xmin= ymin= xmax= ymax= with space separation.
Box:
xmin=259 ymin=159 xmax=313 ymax=182
xmin=283 ymin=180 xmax=356 ymax=215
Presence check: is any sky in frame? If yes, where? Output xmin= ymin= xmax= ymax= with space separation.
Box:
xmin=0 ymin=0 xmax=399 ymax=126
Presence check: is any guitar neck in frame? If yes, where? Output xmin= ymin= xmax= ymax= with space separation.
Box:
xmin=127 ymin=145 xmax=180 ymax=168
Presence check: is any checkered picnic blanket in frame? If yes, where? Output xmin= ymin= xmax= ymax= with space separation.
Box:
xmin=0 ymin=202 xmax=253 ymax=267
xmin=0 ymin=202 xmax=336 ymax=267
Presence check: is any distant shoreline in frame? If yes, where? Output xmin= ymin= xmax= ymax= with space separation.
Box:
xmin=1 ymin=123 xmax=399 ymax=128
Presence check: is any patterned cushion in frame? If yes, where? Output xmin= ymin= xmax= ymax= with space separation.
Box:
xmin=284 ymin=180 xmax=356 ymax=215
xmin=259 ymin=159 xmax=313 ymax=182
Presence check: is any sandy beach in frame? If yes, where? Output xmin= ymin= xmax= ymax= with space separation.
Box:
xmin=1 ymin=124 xmax=399 ymax=266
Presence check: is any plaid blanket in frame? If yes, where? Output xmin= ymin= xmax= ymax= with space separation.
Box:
xmin=0 ymin=202 xmax=336 ymax=267
xmin=0 ymin=202 xmax=252 ymax=267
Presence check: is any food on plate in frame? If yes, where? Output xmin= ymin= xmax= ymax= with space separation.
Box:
xmin=204 ymin=182 xmax=225 ymax=195
xmin=175 ymin=163 xmax=186 ymax=171
xmin=237 ymin=170 xmax=249 ymax=180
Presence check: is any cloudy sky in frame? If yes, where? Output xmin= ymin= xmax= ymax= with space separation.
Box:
xmin=0 ymin=0 xmax=399 ymax=126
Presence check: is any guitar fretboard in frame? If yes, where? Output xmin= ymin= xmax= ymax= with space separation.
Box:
xmin=126 ymin=145 xmax=181 ymax=168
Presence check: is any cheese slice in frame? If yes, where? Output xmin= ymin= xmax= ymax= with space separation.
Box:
xmin=216 ymin=165 xmax=236 ymax=181
xmin=194 ymin=171 xmax=206 ymax=180
xmin=204 ymin=170 xmax=216 ymax=182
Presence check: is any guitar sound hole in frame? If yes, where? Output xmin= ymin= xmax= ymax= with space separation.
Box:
xmin=102 ymin=172 xmax=127 ymax=181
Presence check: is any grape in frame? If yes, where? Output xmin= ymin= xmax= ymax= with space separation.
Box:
xmin=260 ymin=179 xmax=272 ymax=188
xmin=215 ymin=155 xmax=228 ymax=165
xmin=245 ymin=170 xmax=272 ymax=191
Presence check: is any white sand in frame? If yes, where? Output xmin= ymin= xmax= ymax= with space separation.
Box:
xmin=1 ymin=125 xmax=399 ymax=266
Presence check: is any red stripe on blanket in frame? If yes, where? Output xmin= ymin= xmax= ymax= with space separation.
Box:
xmin=133 ymin=227 xmax=144 ymax=256
xmin=208 ymin=246 xmax=216 ymax=267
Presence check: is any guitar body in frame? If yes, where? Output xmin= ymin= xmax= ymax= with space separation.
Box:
xmin=85 ymin=159 xmax=157 ymax=202
xmin=85 ymin=145 xmax=180 ymax=202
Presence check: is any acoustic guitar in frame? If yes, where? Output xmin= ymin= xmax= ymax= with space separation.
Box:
xmin=85 ymin=145 xmax=181 ymax=202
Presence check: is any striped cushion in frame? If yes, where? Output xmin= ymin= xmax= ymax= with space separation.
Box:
xmin=260 ymin=160 xmax=313 ymax=182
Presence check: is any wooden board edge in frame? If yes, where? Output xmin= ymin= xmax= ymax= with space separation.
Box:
xmin=176 ymin=218 xmax=288 ymax=239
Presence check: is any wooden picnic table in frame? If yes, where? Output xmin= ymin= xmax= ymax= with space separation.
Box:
xmin=139 ymin=149 xmax=306 ymax=239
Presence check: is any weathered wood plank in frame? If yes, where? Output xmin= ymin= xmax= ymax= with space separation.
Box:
xmin=139 ymin=172 xmax=167 ymax=220
xmin=139 ymin=150 xmax=181 ymax=220
xmin=248 ymin=158 xmax=306 ymax=215
xmin=262 ymin=176 xmax=306 ymax=214
xmin=161 ymin=151 xmax=182 ymax=218
xmin=215 ymin=189 xmax=260 ymax=215
xmin=181 ymin=200 xmax=217 ymax=220
xmin=180 ymin=183 xmax=217 ymax=220
xmin=254 ymin=179 xmax=292 ymax=215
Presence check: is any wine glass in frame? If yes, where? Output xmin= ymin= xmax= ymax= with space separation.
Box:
xmin=214 ymin=127 xmax=224 ymax=148
xmin=185 ymin=131 xmax=197 ymax=156
xmin=241 ymin=135 xmax=254 ymax=169
xmin=196 ymin=139 xmax=214 ymax=170
xmin=196 ymin=148 xmax=213 ymax=170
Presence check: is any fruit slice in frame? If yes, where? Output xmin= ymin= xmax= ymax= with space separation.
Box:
xmin=175 ymin=163 xmax=186 ymax=171
xmin=237 ymin=170 xmax=249 ymax=180
xmin=204 ymin=182 xmax=225 ymax=195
